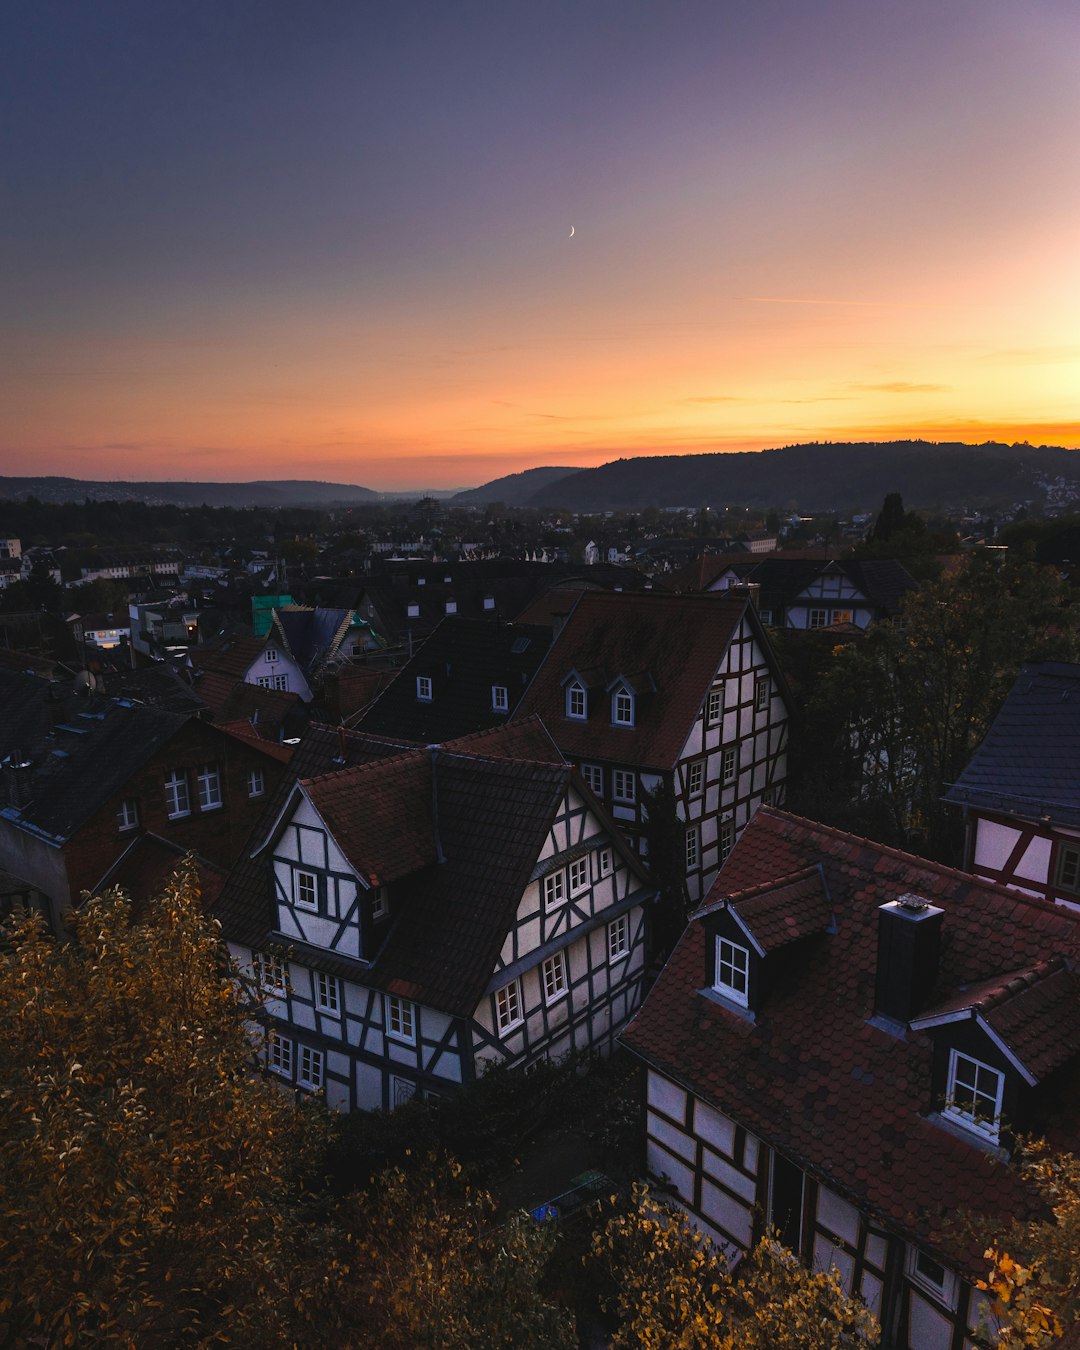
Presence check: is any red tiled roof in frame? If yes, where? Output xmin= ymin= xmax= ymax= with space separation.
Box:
xmin=705 ymin=866 xmax=832 ymax=953
xmin=512 ymin=591 xmax=752 ymax=771
xmin=217 ymin=720 xmax=295 ymax=763
xmin=189 ymin=636 xmax=266 ymax=679
xmin=621 ymin=808 xmax=1080 ymax=1274
xmin=442 ymin=713 xmax=566 ymax=764
xmin=93 ymin=833 xmax=228 ymax=917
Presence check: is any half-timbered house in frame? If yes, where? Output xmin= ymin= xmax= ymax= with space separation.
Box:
xmin=512 ymin=591 xmax=790 ymax=906
xmin=217 ymin=718 xmax=655 ymax=1111
xmin=946 ymin=660 xmax=1080 ymax=913
xmin=622 ymin=807 xmax=1080 ymax=1350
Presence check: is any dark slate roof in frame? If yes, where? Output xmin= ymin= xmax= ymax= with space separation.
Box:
xmin=621 ymin=808 xmax=1080 ymax=1275
xmin=512 ymin=591 xmax=761 ymax=771
xmin=0 ymin=669 xmax=193 ymax=843
xmin=944 ymin=661 xmax=1080 ymax=825
xmin=668 ymin=553 xmax=917 ymax=619
xmin=273 ymin=606 xmax=358 ymax=671
xmin=189 ymin=635 xmax=267 ymax=678
xmin=355 ymin=617 xmax=551 ymax=743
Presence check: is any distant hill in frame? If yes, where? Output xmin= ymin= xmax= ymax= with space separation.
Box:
xmin=451 ymin=465 xmax=579 ymax=507
xmin=524 ymin=441 xmax=1080 ymax=513
xmin=0 ymin=477 xmax=379 ymax=508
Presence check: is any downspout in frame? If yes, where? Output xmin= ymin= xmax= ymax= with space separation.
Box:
xmin=430 ymin=747 xmax=446 ymax=864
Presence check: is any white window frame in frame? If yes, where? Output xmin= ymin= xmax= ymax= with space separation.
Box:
xmin=407 ymin=603 xmax=420 ymax=618
xmin=612 ymin=769 xmax=636 ymax=803
xmin=196 ymin=763 xmax=222 ymax=812
xmin=596 ymin=846 xmax=613 ymax=879
xmin=265 ymin=648 xmax=279 ymax=663
xmin=581 ymin=762 xmax=603 ymax=795
xmin=267 ymin=1031 xmax=293 ymax=1078
xmin=831 ymin=608 xmax=853 ymax=626
xmin=566 ymin=681 xmax=586 ymax=720
xmin=247 ymin=767 xmax=266 ymax=799
xmin=542 ymin=951 xmax=568 ymax=1004
xmin=612 ymin=688 xmax=634 ymax=726
xmin=494 ymin=978 xmax=523 ymax=1033
xmin=315 ymin=972 xmax=340 ymax=1014
xmin=755 ymin=677 xmax=769 ymax=711
xmin=164 ymin=769 xmax=191 ymax=820
xmin=298 ymin=1044 xmax=324 ymax=1091
xmin=568 ymin=856 xmax=589 ymax=896
xmin=809 ymin=607 xmax=828 ymax=629
xmin=491 ymin=684 xmax=509 ymax=712
xmin=715 ymin=936 xmax=750 ymax=1006
xmin=607 ymin=914 xmax=629 ymax=963
xmin=719 ymin=817 xmax=735 ymax=861
xmin=706 ymin=686 xmax=723 ymax=726
xmin=687 ymin=760 xmax=704 ymax=797
xmin=416 ymin=675 xmax=433 ymax=702
xmin=257 ymin=673 xmax=289 ymax=691
xmin=445 ymin=600 xmax=457 ymax=614
xmin=543 ymin=870 xmax=565 ymax=911
xmin=370 ymin=885 xmax=389 ymax=920
xmin=293 ymin=868 xmax=319 ymax=913
xmin=685 ymin=825 xmax=700 ymax=870
xmin=906 ymin=1246 xmax=959 ymax=1310
xmin=1056 ymin=844 xmax=1080 ymax=893
xmin=256 ymin=951 xmax=288 ymax=995
xmin=943 ymin=1048 xmax=1004 ymax=1143
xmin=385 ymin=994 xmax=416 ymax=1044
xmin=117 ymin=798 xmax=140 ymax=832
xmin=722 ymin=746 xmax=738 ymax=785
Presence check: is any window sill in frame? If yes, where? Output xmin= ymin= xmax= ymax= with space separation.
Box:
xmin=166 ymin=811 xmax=191 ymax=821
xmin=497 ymin=1019 xmax=525 ymax=1035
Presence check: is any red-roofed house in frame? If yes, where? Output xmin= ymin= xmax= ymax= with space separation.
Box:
xmin=621 ymin=807 xmax=1080 ymax=1350
xmin=513 ymin=591 xmax=791 ymax=905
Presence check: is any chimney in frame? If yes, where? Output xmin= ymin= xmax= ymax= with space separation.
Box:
xmin=873 ymin=894 xmax=944 ymax=1027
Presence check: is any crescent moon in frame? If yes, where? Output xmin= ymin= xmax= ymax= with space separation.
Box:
xmin=569 ymin=225 xmax=575 ymax=237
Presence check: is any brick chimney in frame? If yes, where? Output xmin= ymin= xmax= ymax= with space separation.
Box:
xmin=873 ymin=894 xmax=944 ymax=1027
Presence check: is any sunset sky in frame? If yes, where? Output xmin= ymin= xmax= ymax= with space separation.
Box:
xmin=4 ymin=0 xmax=1080 ymax=489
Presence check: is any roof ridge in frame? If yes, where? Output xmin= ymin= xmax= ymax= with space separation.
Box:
xmin=977 ymin=956 xmax=1067 ymax=1011
xmin=302 ymin=744 xmax=428 ymax=788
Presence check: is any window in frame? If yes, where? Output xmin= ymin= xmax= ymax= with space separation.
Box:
xmin=566 ymin=681 xmax=586 ymax=719
xmin=596 ymin=847 xmax=613 ymax=878
xmin=197 ymin=764 xmax=222 ymax=812
xmin=416 ymin=675 xmax=433 ymax=702
xmin=542 ymin=951 xmax=567 ymax=1004
xmin=370 ymin=885 xmax=389 ymax=920
xmin=1056 ymin=844 xmax=1080 ymax=894
xmin=907 ymin=1246 xmax=959 ymax=1309
xmin=715 ymin=937 xmax=750 ymax=1006
xmin=165 ymin=770 xmax=190 ymax=819
xmin=608 ymin=914 xmax=629 ymax=962
xmin=491 ymin=684 xmax=509 ymax=712
xmin=706 ymin=686 xmax=723 ymax=726
xmin=722 ymin=746 xmax=738 ymax=785
xmin=495 ymin=978 xmax=523 ymax=1032
xmin=568 ymin=856 xmax=589 ymax=895
xmin=385 ymin=994 xmax=416 ymax=1043
xmin=612 ymin=688 xmax=634 ymax=726
xmin=755 ymin=677 xmax=769 ymax=711
xmin=719 ymin=818 xmax=735 ymax=861
xmin=809 ymin=607 xmax=828 ymax=628
xmin=581 ymin=763 xmax=604 ymax=795
xmin=685 ymin=826 xmax=700 ymax=870
xmin=117 ymin=798 xmax=140 ymax=831
xmin=831 ymin=608 xmax=852 ymax=626
xmin=265 ymin=648 xmax=278 ymax=662
xmin=612 ymin=769 xmax=636 ymax=803
xmin=257 ymin=674 xmax=289 ymax=691
xmin=247 ymin=767 xmax=265 ymax=798
xmin=944 ymin=1049 xmax=1004 ymax=1142
xmin=315 ymin=972 xmax=340 ymax=1013
xmin=256 ymin=951 xmax=287 ymax=994
xmin=543 ymin=871 xmax=565 ymax=910
xmin=483 ymin=595 xmax=495 ymax=610
xmin=759 ymin=609 xmax=773 ymax=625
xmin=445 ymin=600 xmax=457 ymax=614
xmin=407 ymin=603 xmax=420 ymax=618
xmin=298 ymin=1045 xmax=324 ymax=1091
xmin=293 ymin=868 xmax=319 ymax=912
xmin=687 ymin=761 xmax=704 ymax=796
xmin=267 ymin=1031 xmax=293 ymax=1078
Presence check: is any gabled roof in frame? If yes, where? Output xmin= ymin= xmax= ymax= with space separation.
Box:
xmin=622 ymin=808 xmax=1080 ymax=1272
xmin=700 ymin=865 xmax=832 ymax=954
xmin=272 ymin=606 xmax=371 ymax=671
xmin=355 ymin=617 xmax=551 ymax=743
xmin=93 ymin=833 xmax=228 ymax=915
xmin=668 ymin=552 xmax=917 ymax=618
xmin=512 ymin=592 xmax=762 ymax=771
xmin=945 ymin=661 xmax=1080 ymax=826
xmin=189 ymin=635 xmax=267 ymax=679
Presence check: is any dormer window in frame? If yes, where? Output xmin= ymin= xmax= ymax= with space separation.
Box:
xmin=612 ymin=687 xmax=634 ymax=726
xmin=566 ymin=681 xmax=586 ymax=719
xmin=492 ymin=684 xmax=509 ymax=712
xmin=370 ymin=885 xmax=389 ymax=920
xmin=944 ymin=1049 xmax=1004 ymax=1143
xmin=1055 ymin=844 xmax=1080 ymax=894
xmin=407 ymin=603 xmax=420 ymax=618
xmin=445 ymin=600 xmax=457 ymax=614
xmin=416 ymin=675 xmax=433 ymax=702
xmin=714 ymin=936 xmax=750 ymax=1007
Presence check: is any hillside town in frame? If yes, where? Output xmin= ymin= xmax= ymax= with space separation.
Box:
xmin=3 ymin=488 xmax=1080 ymax=1348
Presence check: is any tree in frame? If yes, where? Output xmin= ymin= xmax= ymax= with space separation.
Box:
xmin=978 ymin=1143 xmax=1080 ymax=1347
xmin=0 ymin=866 xmax=333 ymax=1346
xmin=641 ymin=776 xmax=691 ymax=959
xmin=589 ymin=1184 xmax=879 ymax=1348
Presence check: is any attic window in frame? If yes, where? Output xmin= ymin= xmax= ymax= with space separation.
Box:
xmin=483 ymin=595 xmax=496 ymax=610
xmin=754 ymin=677 xmax=769 ymax=711
xmin=371 ymin=886 xmax=389 ymax=921
xmin=491 ymin=684 xmax=509 ymax=712
xmin=1056 ymin=845 xmax=1080 ymax=894
xmin=416 ymin=676 xmax=433 ymax=702
xmin=445 ymin=600 xmax=457 ymax=615
xmin=706 ymin=687 xmax=723 ymax=726
xmin=715 ymin=936 xmax=750 ymax=1007
xmin=944 ymin=1050 xmax=1004 ymax=1143
xmin=612 ymin=688 xmax=634 ymax=726
xmin=566 ymin=680 xmax=586 ymax=720
xmin=407 ymin=603 xmax=420 ymax=618
xmin=265 ymin=648 xmax=278 ymax=663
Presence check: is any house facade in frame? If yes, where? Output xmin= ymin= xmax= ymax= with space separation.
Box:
xmin=217 ymin=721 xmax=655 ymax=1111
xmin=946 ymin=660 xmax=1080 ymax=913
xmin=513 ymin=591 xmax=790 ymax=906
xmin=622 ymin=808 xmax=1080 ymax=1350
